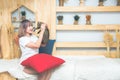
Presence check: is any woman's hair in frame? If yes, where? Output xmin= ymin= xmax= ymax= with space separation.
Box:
xmin=18 ymin=19 xmax=32 ymax=38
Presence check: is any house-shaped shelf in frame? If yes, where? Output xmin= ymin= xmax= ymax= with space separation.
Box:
xmin=11 ymin=5 xmax=36 ymax=31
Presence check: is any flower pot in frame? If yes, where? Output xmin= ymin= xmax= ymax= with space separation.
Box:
xmin=98 ymin=2 xmax=104 ymax=6
xmin=59 ymin=0 xmax=64 ymax=6
xmin=21 ymin=16 xmax=26 ymax=21
xmin=80 ymin=0 xmax=84 ymax=6
xmin=117 ymin=0 xmax=120 ymax=6
xmin=74 ymin=20 xmax=79 ymax=25
xmin=58 ymin=20 xmax=63 ymax=25
xmin=86 ymin=21 xmax=91 ymax=25
xmin=86 ymin=15 xmax=91 ymax=25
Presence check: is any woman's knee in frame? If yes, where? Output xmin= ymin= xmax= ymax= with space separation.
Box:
xmin=23 ymin=67 xmax=38 ymax=75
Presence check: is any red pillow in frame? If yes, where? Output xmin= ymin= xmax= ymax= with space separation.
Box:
xmin=21 ymin=53 xmax=65 ymax=73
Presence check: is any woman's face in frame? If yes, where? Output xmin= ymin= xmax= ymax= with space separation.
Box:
xmin=26 ymin=25 xmax=33 ymax=35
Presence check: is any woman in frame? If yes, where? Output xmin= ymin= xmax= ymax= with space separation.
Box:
xmin=18 ymin=19 xmax=52 ymax=80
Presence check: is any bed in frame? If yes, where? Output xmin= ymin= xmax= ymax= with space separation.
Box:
xmin=0 ymin=55 xmax=120 ymax=80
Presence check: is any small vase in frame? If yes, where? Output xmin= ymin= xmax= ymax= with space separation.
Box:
xmin=59 ymin=0 xmax=64 ymax=6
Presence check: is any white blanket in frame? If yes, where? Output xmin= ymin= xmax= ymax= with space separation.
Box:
xmin=0 ymin=56 xmax=120 ymax=80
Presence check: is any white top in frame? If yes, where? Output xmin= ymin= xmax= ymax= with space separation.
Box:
xmin=19 ymin=35 xmax=39 ymax=63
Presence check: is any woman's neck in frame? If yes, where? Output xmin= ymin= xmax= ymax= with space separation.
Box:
xmin=25 ymin=33 xmax=32 ymax=37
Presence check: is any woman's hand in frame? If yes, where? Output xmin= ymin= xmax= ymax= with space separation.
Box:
xmin=26 ymin=23 xmax=48 ymax=49
xmin=41 ymin=24 xmax=46 ymax=32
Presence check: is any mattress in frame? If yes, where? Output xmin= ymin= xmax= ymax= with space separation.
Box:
xmin=51 ymin=55 xmax=120 ymax=80
xmin=0 ymin=55 xmax=120 ymax=80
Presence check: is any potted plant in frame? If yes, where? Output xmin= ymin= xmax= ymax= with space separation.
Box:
xmin=117 ymin=0 xmax=120 ymax=6
xmin=74 ymin=15 xmax=80 ymax=25
xmin=86 ymin=15 xmax=91 ymax=25
xmin=59 ymin=0 xmax=69 ymax=6
xmin=79 ymin=0 xmax=85 ymax=6
xmin=21 ymin=11 xmax=26 ymax=20
xmin=57 ymin=15 xmax=63 ymax=25
xmin=98 ymin=0 xmax=106 ymax=6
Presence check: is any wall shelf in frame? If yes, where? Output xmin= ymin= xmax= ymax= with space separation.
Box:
xmin=54 ymin=0 xmax=120 ymax=57
xmin=56 ymin=24 xmax=120 ymax=31
xmin=11 ymin=5 xmax=36 ymax=31
xmin=56 ymin=50 xmax=117 ymax=58
xmin=56 ymin=42 xmax=116 ymax=48
xmin=56 ymin=6 xmax=120 ymax=12
xmin=12 ymin=21 xmax=35 ymax=23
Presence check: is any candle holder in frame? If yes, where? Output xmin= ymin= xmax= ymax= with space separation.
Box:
xmin=74 ymin=15 xmax=80 ymax=25
xmin=86 ymin=15 xmax=91 ymax=25
xmin=57 ymin=15 xmax=63 ymax=25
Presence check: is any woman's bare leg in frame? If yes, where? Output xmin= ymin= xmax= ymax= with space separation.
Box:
xmin=23 ymin=67 xmax=38 ymax=75
xmin=23 ymin=67 xmax=53 ymax=80
xmin=38 ymin=69 xmax=53 ymax=80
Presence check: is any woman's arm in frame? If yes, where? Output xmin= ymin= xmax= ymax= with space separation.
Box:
xmin=26 ymin=24 xmax=46 ymax=49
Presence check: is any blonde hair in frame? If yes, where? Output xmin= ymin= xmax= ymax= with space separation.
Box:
xmin=18 ymin=19 xmax=32 ymax=38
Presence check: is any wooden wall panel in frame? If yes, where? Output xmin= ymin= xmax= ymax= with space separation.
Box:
xmin=0 ymin=0 xmax=53 ymax=80
xmin=0 ymin=0 xmax=53 ymax=59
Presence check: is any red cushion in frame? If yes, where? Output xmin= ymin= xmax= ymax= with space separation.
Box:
xmin=21 ymin=53 xmax=65 ymax=73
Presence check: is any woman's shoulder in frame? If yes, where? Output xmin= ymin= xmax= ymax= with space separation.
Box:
xmin=19 ymin=35 xmax=37 ymax=41
xmin=31 ymin=35 xmax=38 ymax=39
xmin=19 ymin=36 xmax=29 ymax=41
xmin=19 ymin=36 xmax=28 ymax=39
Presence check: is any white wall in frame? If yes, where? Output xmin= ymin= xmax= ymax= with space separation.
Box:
xmin=56 ymin=0 xmax=120 ymax=42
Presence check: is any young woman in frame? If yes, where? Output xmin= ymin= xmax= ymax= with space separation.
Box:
xmin=18 ymin=19 xmax=52 ymax=80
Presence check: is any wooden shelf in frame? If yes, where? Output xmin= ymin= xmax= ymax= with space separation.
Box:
xmin=56 ymin=50 xmax=117 ymax=58
xmin=56 ymin=24 xmax=120 ymax=31
xmin=12 ymin=21 xmax=35 ymax=23
xmin=56 ymin=6 xmax=120 ymax=12
xmin=56 ymin=42 xmax=116 ymax=48
xmin=54 ymin=1 xmax=120 ymax=58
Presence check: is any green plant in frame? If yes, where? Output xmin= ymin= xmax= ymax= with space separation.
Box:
xmin=117 ymin=0 xmax=120 ymax=5
xmin=57 ymin=15 xmax=63 ymax=20
xmin=21 ymin=11 xmax=26 ymax=16
xmin=99 ymin=0 xmax=106 ymax=2
xmin=74 ymin=15 xmax=80 ymax=21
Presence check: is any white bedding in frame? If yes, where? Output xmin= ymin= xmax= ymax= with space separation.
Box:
xmin=0 ymin=55 xmax=120 ymax=80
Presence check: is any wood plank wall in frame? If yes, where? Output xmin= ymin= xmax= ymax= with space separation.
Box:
xmin=0 ymin=0 xmax=53 ymax=58
xmin=0 ymin=0 xmax=52 ymax=26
